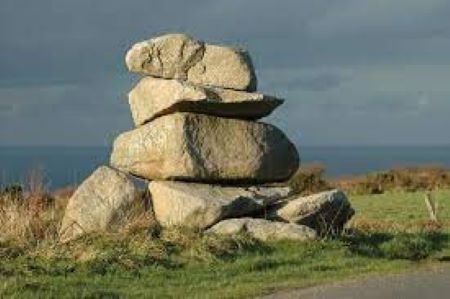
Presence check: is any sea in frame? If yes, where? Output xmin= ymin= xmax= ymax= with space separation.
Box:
xmin=1 ymin=146 xmax=449 ymax=190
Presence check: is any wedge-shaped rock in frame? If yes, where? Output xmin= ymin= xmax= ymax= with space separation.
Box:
xmin=110 ymin=113 xmax=299 ymax=183
xmin=149 ymin=181 xmax=291 ymax=230
xmin=129 ymin=77 xmax=282 ymax=125
xmin=59 ymin=166 xmax=137 ymax=243
xmin=207 ymin=218 xmax=317 ymax=242
xmin=125 ymin=33 xmax=257 ymax=91
xmin=269 ymin=190 xmax=354 ymax=235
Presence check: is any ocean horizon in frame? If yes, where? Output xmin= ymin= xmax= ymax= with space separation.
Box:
xmin=1 ymin=145 xmax=450 ymax=189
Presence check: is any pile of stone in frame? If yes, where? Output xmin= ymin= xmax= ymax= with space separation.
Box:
xmin=59 ymin=34 xmax=354 ymax=243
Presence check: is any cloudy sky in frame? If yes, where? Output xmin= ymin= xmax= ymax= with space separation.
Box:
xmin=1 ymin=0 xmax=450 ymax=146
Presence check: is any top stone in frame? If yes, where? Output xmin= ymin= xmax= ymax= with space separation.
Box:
xmin=125 ymin=33 xmax=257 ymax=91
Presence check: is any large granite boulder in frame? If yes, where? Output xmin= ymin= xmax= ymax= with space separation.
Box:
xmin=269 ymin=190 xmax=354 ymax=235
xmin=207 ymin=218 xmax=317 ymax=242
xmin=110 ymin=113 xmax=299 ymax=183
xmin=59 ymin=166 xmax=138 ymax=243
xmin=128 ymin=77 xmax=282 ymax=125
xmin=125 ymin=33 xmax=257 ymax=91
xmin=149 ymin=181 xmax=291 ymax=230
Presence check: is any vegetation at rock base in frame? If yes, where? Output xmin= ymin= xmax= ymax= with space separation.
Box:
xmin=0 ymin=168 xmax=449 ymax=298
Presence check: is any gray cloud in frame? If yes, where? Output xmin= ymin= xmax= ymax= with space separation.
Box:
xmin=0 ymin=104 xmax=13 ymax=113
xmin=351 ymin=93 xmax=425 ymax=114
xmin=284 ymin=73 xmax=353 ymax=92
xmin=1 ymin=0 xmax=450 ymax=145
xmin=310 ymin=0 xmax=450 ymax=39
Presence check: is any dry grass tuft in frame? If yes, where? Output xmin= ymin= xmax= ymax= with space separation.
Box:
xmin=0 ymin=168 xmax=62 ymax=242
xmin=0 ymin=169 xmax=157 ymax=246
xmin=349 ymin=218 xmax=446 ymax=234
xmin=287 ymin=163 xmax=332 ymax=195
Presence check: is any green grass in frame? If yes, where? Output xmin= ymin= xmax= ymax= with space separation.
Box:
xmin=350 ymin=189 xmax=450 ymax=229
xmin=0 ymin=237 xmax=433 ymax=298
xmin=1 ymin=190 xmax=450 ymax=298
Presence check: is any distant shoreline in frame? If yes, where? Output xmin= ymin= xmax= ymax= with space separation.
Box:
xmin=1 ymin=144 xmax=450 ymax=148
xmin=1 ymin=145 xmax=450 ymax=189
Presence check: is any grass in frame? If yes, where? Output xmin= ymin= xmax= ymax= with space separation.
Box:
xmin=1 ymin=234 xmax=439 ymax=298
xmin=350 ymin=189 xmax=450 ymax=231
xmin=1 ymin=176 xmax=450 ymax=298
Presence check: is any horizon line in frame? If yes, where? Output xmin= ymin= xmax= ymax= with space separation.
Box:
xmin=1 ymin=144 xmax=450 ymax=148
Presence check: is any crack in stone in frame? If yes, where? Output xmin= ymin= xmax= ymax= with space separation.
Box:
xmin=184 ymin=42 xmax=205 ymax=77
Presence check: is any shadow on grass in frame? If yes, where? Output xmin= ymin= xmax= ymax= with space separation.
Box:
xmin=342 ymin=230 xmax=449 ymax=261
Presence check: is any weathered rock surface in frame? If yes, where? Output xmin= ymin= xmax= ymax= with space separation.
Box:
xmin=149 ymin=181 xmax=291 ymax=230
xmin=128 ymin=77 xmax=282 ymax=125
xmin=207 ymin=218 xmax=317 ymax=241
xmin=125 ymin=33 xmax=257 ymax=91
xmin=110 ymin=113 xmax=299 ymax=183
xmin=269 ymin=190 xmax=354 ymax=235
xmin=59 ymin=166 xmax=137 ymax=243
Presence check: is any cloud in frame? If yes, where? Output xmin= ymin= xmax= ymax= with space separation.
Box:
xmin=0 ymin=79 xmax=133 ymax=146
xmin=351 ymin=93 xmax=427 ymax=114
xmin=262 ymin=65 xmax=450 ymax=145
xmin=1 ymin=0 xmax=450 ymax=145
xmin=0 ymin=104 xmax=13 ymax=113
xmin=2 ymin=0 xmax=450 ymax=87
xmin=284 ymin=72 xmax=353 ymax=92
xmin=310 ymin=0 xmax=450 ymax=39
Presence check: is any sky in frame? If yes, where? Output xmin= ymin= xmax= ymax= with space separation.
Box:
xmin=1 ymin=0 xmax=450 ymax=146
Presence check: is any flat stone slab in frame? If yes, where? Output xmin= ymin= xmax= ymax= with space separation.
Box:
xmin=149 ymin=181 xmax=292 ymax=230
xmin=128 ymin=77 xmax=282 ymax=126
xmin=110 ymin=113 xmax=299 ymax=183
xmin=125 ymin=33 xmax=257 ymax=91
xmin=207 ymin=218 xmax=317 ymax=242
xmin=59 ymin=166 xmax=137 ymax=243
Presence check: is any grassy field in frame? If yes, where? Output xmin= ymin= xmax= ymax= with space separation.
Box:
xmin=351 ymin=190 xmax=450 ymax=230
xmin=1 ymin=189 xmax=449 ymax=298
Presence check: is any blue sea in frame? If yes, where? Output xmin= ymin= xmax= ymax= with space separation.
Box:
xmin=1 ymin=146 xmax=449 ymax=189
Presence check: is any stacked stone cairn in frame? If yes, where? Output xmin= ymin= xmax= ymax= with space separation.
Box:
xmin=59 ymin=33 xmax=354 ymax=243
